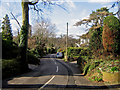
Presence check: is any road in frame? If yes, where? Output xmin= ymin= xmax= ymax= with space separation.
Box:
xmin=2 ymin=54 xmax=120 ymax=90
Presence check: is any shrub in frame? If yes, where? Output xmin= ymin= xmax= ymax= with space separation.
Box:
xmin=47 ymin=47 xmax=56 ymax=54
xmin=102 ymin=15 xmax=120 ymax=54
xmin=83 ymin=63 xmax=90 ymax=75
xmin=67 ymin=47 xmax=82 ymax=61
xmin=2 ymin=39 xmax=19 ymax=59
xmin=2 ymin=59 xmax=21 ymax=79
xmin=88 ymin=61 xmax=100 ymax=72
xmin=27 ymin=51 xmax=40 ymax=65
xmin=99 ymin=59 xmax=120 ymax=73
xmin=28 ymin=48 xmax=41 ymax=58
xmin=89 ymin=27 xmax=103 ymax=55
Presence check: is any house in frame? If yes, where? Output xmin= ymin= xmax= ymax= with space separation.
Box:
xmin=76 ymin=32 xmax=90 ymax=47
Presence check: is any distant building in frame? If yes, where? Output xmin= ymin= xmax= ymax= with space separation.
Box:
xmin=75 ymin=32 xmax=90 ymax=47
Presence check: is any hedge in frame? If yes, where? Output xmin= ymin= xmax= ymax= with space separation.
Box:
xmin=2 ymin=59 xmax=21 ymax=79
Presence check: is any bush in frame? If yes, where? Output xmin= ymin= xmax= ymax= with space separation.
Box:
xmin=88 ymin=61 xmax=100 ymax=72
xmin=27 ymin=50 xmax=40 ymax=65
xmin=67 ymin=47 xmax=82 ymax=57
xmin=83 ymin=63 xmax=90 ymax=75
xmin=99 ymin=59 xmax=120 ymax=73
xmin=28 ymin=48 xmax=41 ymax=58
xmin=2 ymin=59 xmax=21 ymax=79
xmin=2 ymin=40 xmax=19 ymax=59
xmin=67 ymin=47 xmax=81 ymax=61
xmin=102 ymin=15 xmax=120 ymax=54
xmin=47 ymin=47 xmax=56 ymax=54
xmin=89 ymin=27 xmax=103 ymax=55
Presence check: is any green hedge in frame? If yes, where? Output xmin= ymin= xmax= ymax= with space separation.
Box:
xmin=2 ymin=59 xmax=21 ymax=79
xmin=2 ymin=40 xmax=19 ymax=59
xmin=67 ymin=47 xmax=91 ymax=61
xmin=27 ymin=53 xmax=40 ymax=65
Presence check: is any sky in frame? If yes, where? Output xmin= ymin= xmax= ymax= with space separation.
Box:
xmin=0 ymin=0 xmax=119 ymax=38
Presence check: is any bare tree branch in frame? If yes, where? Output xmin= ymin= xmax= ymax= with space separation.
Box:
xmin=29 ymin=0 xmax=39 ymax=5
xmin=10 ymin=12 xmax=21 ymax=29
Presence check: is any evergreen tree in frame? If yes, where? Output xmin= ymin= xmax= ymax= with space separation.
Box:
xmin=2 ymin=14 xmax=13 ymax=42
xmin=102 ymin=15 xmax=120 ymax=54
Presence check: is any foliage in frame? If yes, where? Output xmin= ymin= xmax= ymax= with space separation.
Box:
xmin=1 ymin=15 xmax=16 ymax=59
xmin=89 ymin=27 xmax=103 ymax=54
xmin=2 ymin=59 xmax=21 ymax=79
xmin=1 ymin=15 xmax=19 ymax=59
xmin=2 ymin=39 xmax=19 ymax=59
xmin=28 ymin=36 xmax=47 ymax=57
xmin=67 ymin=47 xmax=82 ymax=57
xmin=88 ymin=61 xmax=100 ymax=72
xmin=27 ymin=52 xmax=40 ymax=65
xmin=99 ymin=59 xmax=120 ymax=73
xmin=83 ymin=63 xmax=90 ymax=75
xmin=102 ymin=15 xmax=120 ymax=54
xmin=28 ymin=48 xmax=41 ymax=58
xmin=89 ymin=75 xmax=102 ymax=82
xmin=67 ymin=47 xmax=81 ymax=61
xmin=75 ymin=7 xmax=113 ymax=29
xmin=55 ymin=35 xmax=77 ymax=50
xmin=2 ymin=14 xmax=13 ymax=42
xmin=47 ymin=47 xmax=56 ymax=54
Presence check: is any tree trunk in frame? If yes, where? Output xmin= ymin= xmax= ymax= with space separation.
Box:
xmin=19 ymin=0 xmax=29 ymax=71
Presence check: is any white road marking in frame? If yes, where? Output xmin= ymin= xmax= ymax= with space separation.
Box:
xmin=56 ymin=66 xmax=59 ymax=72
xmin=38 ymin=75 xmax=55 ymax=90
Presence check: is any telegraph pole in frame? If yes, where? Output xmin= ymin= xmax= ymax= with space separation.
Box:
xmin=66 ymin=22 xmax=68 ymax=61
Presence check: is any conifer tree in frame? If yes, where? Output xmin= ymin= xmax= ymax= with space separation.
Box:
xmin=2 ymin=14 xmax=13 ymax=42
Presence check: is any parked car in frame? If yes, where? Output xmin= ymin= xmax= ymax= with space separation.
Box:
xmin=56 ymin=52 xmax=63 ymax=58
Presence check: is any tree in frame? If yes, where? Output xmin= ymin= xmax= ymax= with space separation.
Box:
xmin=2 ymin=14 xmax=13 ymax=42
xmin=74 ymin=7 xmax=113 ymax=57
xmin=19 ymin=0 xmax=58 ymax=70
xmin=1 ymin=14 xmax=14 ymax=59
xmin=74 ymin=7 xmax=113 ymax=30
xmin=102 ymin=15 xmax=120 ymax=54
xmin=33 ymin=19 xmax=56 ymax=47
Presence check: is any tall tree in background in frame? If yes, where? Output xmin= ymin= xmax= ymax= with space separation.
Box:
xmin=19 ymin=0 xmax=57 ymax=70
xmin=2 ymin=14 xmax=13 ymax=59
xmin=2 ymin=14 xmax=13 ymax=42
xmin=74 ymin=7 xmax=113 ymax=57
xmin=33 ymin=19 xmax=56 ymax=47
xmin=74 ymin=7 xmax=113 ymax=30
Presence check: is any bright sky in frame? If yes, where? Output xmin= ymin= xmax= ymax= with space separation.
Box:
xmin=0 ymin=0 xmax=119 ymax=38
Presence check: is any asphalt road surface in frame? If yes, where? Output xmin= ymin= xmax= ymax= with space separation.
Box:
xmin=2 ymin=54 xmax=120 ymax=90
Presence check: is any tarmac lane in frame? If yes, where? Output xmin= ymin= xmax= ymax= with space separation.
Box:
xmin=2 ymin=54 xmax=120 ymax=90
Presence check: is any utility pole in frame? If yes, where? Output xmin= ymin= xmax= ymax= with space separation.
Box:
xmin=66 ymin=22 xmax=68 ymax=61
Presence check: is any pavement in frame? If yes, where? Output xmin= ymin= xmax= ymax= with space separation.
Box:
xmin=2 ymin=54 xmax=120 ymax=90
